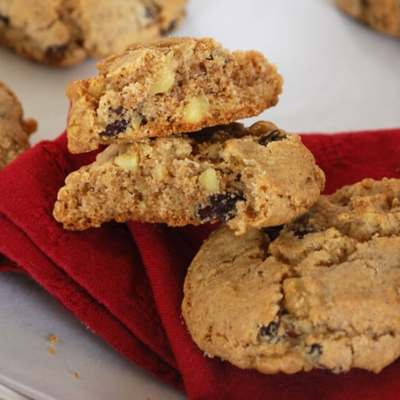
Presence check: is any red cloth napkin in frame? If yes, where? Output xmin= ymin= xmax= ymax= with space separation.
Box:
xmin=0 ymin=128 xmax=400 ymax=399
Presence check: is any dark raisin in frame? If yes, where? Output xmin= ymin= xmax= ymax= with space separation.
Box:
xmin=45 ymin=44 xmax=69 ymax=62
xmin=160 ymin=19 xmax=178 ymax=35
xmin=144 ymin=3 xmax=160 ymax=20
xmin=111 ymin=106 xmax=126 ymax=116
xmin=263 ymin=225 xmax=284 ymax=242
xmin=258 ymin=130 xmax=287 ymax=147
xmin=139 ymin=113 xmax=148 ymax=126
xmin=258 ymin=322 xmax=279 ymax=341
xmin=0 ymin=15 xmax=10 ymax=25
xmin=306 ymin=343 xmax=323 ymax=358
xmin=196 ymin=193 xmax=244 ymax=223
xmin=293 ymin=226 xmax=318 ymax=239
xmin=280 ymin=307 xmax=290 ymax=316
xmin=100 ymin=119 xmax=129 ymax=138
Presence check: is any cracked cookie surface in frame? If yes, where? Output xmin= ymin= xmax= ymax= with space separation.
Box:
xmin=53 ymin=121 xmax=324 ymax=232
xmin=0 ymin=80 xmax=36 ymax=170
xmin=335 ymin=0 xmax=400 ymax=37
xmin=182 ymin=178 xmax=400 ymax=374
xmin=0 ymin=0 xmax=187 ymax=66
xmin=66 ymin=36 xmax=283 ymax=153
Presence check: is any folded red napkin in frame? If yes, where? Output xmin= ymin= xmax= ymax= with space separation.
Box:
xmin=1 ymin=128 xmax=400 ymax=399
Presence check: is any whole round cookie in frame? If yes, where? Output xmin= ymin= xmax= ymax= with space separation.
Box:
xmin=0 ymin=80 xmax=36 ymax=170
xmin=54 ymin=121 xmax=324 ymax=232
xmin=182 ymin=178 xmax=400 ymax=374
xmin=335 ymin=0 xmax=400 ymax=38
xmin=0 ymin=0 xmax=187 ymax=66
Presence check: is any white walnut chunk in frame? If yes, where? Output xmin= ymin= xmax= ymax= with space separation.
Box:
xmin=68 ymin=125 xmax=80 ymax=137
xmin=282 ymin=277 xmax=308 ymax=317
xmin=362 ymin=212 xmax=380 ymax=235
xmin=130 ymin=115 xmax=142 ymax=130
xmin=150 ymin=52 xmax=177 ymax=95
xmin=154 ymin=165 xmax=168 ymax=180
xmin=88 ymin=78 xmax=105 ymax=98
xmin=114 ymin=152 xmax=139 ymax=172
xmin=199 ymin=168 xmax=220 ymax=192
xmin=182 ymin=95 xmax=210 ymax=123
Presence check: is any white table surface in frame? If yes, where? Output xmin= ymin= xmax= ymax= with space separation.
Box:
xmin=1 ymin=0 xmax=400 ymax=399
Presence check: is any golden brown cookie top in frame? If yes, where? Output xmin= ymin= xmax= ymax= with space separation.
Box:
xmin=182 ymin=178 xmax=400 ymax=374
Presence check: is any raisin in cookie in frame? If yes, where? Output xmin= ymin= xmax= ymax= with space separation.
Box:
xmin=182 ymin=178 xmax=400 ymax=374
xmin=335 ymin=0 xmax=400 ymax=37
xmin=0 ymin=0 xmax=187 ymax=66
xmin=0 ymin=80 xmax=37 ymax=170
xmin=53 ymin=121 xmax=324 ymax=232
xmin=66 ymin=36 xmax=283 ymax=153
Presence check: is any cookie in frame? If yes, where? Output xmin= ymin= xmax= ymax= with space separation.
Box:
xmin=53 ymin=121 xmax=324 ymax=232
xmin=182 ymin=178 xmax=400 ymax=374
xmin=65 ymin=36 xmax=283 ymax=154
xmin=335 ymin=0 xmax=400 ymax=37
xmin=0 ymin=80 xmax=37 ymax=170
xmin=0 ymin=0 xmax=187 ymax=66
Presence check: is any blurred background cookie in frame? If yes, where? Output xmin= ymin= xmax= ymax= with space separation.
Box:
xmin=0 ymin=0 xmax=187 ymax=66
xmin=335 ymin=0 xmax=400 ymax=37
xmin=0 ymin=80 xmax=36 ymax=170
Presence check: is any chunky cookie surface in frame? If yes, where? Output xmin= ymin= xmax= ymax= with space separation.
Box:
xmin=54 ymin=121 xmax=324 ymax=231
xmin=0 ymin=80 xmax=36 ymax=170
xmin=335 ymin=0 xmax=400 ymax=37
xmin=66 ymin=36 xmax=283 ymax=153
xmin=0 ymin=0 xmax=186 ymax=66
xmin=182 ymin=178 xmax=400 ymax=374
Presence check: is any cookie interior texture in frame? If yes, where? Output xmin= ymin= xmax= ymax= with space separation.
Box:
xmin=0 ymin=0 xmax=187 ymax=66
xmin=66 ymin=36 xmax=283 ymax=153
xmin=0 ymin=80 xmax=37 ymax=170
xmin=182 ymin=178 xmax=400 ymax=374
xmin=53 ymin=121 xmax=324 ymax=231
xmin=335 ymin=0 xmax=400 ymax=37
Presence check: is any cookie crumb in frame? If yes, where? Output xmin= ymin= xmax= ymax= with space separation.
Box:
xmin=48 ymin=347 xmax=56 ymax=355
xmin=72 ymin=372 xmax=79 ymax=379
xmin=49 ymin=334 xmax=59 ymax=344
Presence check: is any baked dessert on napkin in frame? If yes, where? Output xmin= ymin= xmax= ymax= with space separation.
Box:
xmin=55 ymin=36 xmax=305 ymax=233
xmin=182 ymin=177 xmax=400 ymax=374
xmin=54 ymin=121 xmax=324 ymax=232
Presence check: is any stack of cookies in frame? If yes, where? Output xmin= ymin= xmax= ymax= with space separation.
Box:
xmin=53 ymin=37 xmax=325 ymax=233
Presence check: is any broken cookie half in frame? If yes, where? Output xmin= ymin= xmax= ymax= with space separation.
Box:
xmin=53 ymin=121 xmax=324 ymax=232
xmin=66 ymin=36 xmax=283 ymax=153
